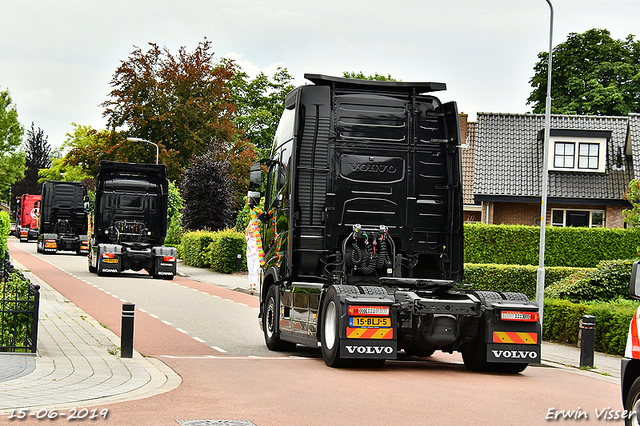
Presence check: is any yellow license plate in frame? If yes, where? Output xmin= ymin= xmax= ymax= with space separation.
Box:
xmin=350 ymin=317 xmax=391 ymax=327
xmin=102 ymin=258 xmax=118 ymax=263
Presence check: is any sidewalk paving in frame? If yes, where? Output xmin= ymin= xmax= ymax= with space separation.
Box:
xmin=0 ymin=258 xmax=623 ymax=415
xmin=0 ymin=258 xmax=181 ymax=414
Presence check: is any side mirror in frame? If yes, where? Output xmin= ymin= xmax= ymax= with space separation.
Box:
xmin=249 ymin=162 xmax=262 ymax=191
xmin=630 ymin=261 xmax=640 ymax=300
xmin=247 ymin=191 xmax=261 ymax=208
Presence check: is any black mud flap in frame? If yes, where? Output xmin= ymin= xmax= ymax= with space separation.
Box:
xmin=486 ymin=343 xmax=541 ymax=364
xmin=341 ymin=339 xmax=398 ymax=359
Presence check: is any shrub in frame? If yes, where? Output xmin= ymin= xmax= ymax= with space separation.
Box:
xmin=0 ymin=271 xmax=33 ymax=349
xmin=180 ymin=230 xmax=217 ymax=268
xmin=544 ymin=259 xmax=635 ymax=303
xmin=464 ymin=223 xmax=640 ymax=267
xmin=0 ymin=211 xmax=9 ymax=261
xmin=543 ymin=298 xmax=639 ymax=356
xmin=463 ymin=264 xmax=593 ymax=300
xmin=180 ymin=229 xmax=247 ymax=273
xmin=206 ymin=229 xmax=246 ymax=273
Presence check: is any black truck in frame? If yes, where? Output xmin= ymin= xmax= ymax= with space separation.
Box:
xmin=249 ymin=74 xmax=541 ymax=372
xmin=88 ymin=161 xmax=176 ymax=279
xmin=36 ymin=181 xmax=89 ymax=255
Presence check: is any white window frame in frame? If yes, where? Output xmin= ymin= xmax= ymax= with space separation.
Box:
xmin=551 ymin=208 xmax=605 ymax=228
xmin=548 ymin=135 xmax=607 ymax=173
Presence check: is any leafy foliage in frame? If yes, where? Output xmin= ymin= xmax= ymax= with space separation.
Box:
xmin=464 ymin=223 xmax=640 ymax=267
xmin=180 ymin=229 xmax=246 ymax=273
xmin=230 ymin=67 xmax=294 ymax=156
xmin=165 ymin=180 xmax=183 ymax=245
xmin=0 ymin=270 xmax=35 ymax=350
xmin=528 ymin=29 xmax=640 ymax=115
xmin=544 ymin=259 xmax=635 ymax=303
xmin=12 ymin=123 xmax=52 ymax=197
xmin=343 ymin=71 xmax=397 ymax=81
xmin=0 ymin=88 xmax=26 ymax=202
xmin=205 ymin=228 xmax=246 ymax=273
xmin=624 ymin=179 xmax=640 ymax=227
xmin=101 ymin=40 xmax=240 ymax=182
xmin=0 ymin=211 xmax=9 ymax=260
xmin=463 ymin=263 xmax=593 ymax=300
xmin=544 ymin=298 xmax=639 ymax=356
xmin=180 ymin=151 xmax=234 ymax=231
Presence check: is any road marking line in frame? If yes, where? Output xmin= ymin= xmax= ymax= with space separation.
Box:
xmin=149 ymin=314 xmax=159 ymax=319
xmin=176 ymin=328 xmax=188 ymax=334
xmin=211 ymin=346 xmax=227 ymax=353
xmin=193 ymin=337 xmax=206 ymax=343
xmin=162 ymin=320 xmax=172 ymax=326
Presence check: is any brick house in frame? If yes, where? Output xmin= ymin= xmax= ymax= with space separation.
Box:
xmin=467 ymin=112 xmax=640 ymax=228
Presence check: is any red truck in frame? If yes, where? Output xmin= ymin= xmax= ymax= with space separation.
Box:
xmin=18 ymin=194 xmax=40 ymax=242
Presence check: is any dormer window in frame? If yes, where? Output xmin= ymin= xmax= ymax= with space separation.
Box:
xmin=545 ymin=129 xmax=611 ymax=173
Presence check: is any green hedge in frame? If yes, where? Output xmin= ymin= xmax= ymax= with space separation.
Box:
xmin=464 ymin=223 xmax=640 ymax=267
xmin=0 ymin=211 xmax=9 ymax=261
xmin=544 ymin=298 xmax=638 ymax=356
xmin=180 ymin=229 xmax=247 ymax=273
xmin=204 ymin=229 xmax=247 ymax=274
xmin=462 ymin=263 xmax=594 ymax=300
xmin=545 ymin=259 xmax=635 ymax=303
xmin=180 ymin=230 xmax=217 ymax=268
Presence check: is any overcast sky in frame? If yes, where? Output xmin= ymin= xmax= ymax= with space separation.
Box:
xmin=2 ymin=0 xmax=640 ymax=148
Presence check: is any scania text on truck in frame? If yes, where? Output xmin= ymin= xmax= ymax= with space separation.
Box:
xmin=18 ymin=194 xmax=40 ymax=242
xmin=88 ymin=161 xmax=176 ymax=279
xmin=620 ymin=261 xmax=640 ymax=425
xmin=248 ymin=74 xmax=541 ymax=372
xmin=36 ymin=181 xmax=89 ymax=254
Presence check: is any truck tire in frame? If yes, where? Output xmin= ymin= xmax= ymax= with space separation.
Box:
xmin=625 ymin=376 xmax=640 ymax=426
xmin=358 ymin=286 xmax=388 ymax=296
xmin=499 ymin=292 xmax=530 ymax=302
xmin=320 ymin=285 xmax=355 ymax=368
xmin=263 ymin=285 xmax=296 ymax=352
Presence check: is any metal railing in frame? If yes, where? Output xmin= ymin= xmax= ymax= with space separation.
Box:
xmin=0 ymin=252 xmax=40 ymax=353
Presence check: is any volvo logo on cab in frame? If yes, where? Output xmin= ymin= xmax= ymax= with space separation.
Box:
xmin=347 ymin=163 xmax=396 ymax=174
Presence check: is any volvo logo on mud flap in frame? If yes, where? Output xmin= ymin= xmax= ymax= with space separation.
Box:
xmin=491 ymin=350 xmax=538 ymax=359
xmin=341 ymin=342 xmax=397 ymax=359
xmin=345 ymin=345 xmax=394 ymax=354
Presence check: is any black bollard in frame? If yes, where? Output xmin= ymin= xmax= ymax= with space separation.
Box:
xmin=236 ymin=253 xmax=242 ymax=272
xmin=579 ymin=315 xmax=596 ymax=368
xmin=121 ymin=303 xmax=135 ymax=358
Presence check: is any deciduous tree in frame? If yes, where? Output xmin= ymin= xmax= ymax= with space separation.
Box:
xmin=528 ymin=29 xmax=640 ymax=115
xmin=180 ymin=151 xmax=233 ymax=231
xmin=0 ymin=88 xmax=25 ymax=203
xmin=102 ymin=40 xmax=240 ymax=181
xmin=12 ymin=123 xmax=52 ymax=196
xmin=229 ymin=67 xmax=294 ymax=157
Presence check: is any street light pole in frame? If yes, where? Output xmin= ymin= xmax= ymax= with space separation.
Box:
xmin=126 ymin=137 xmax=159 ymax=165
xmin=536 ymin=0 xmax=554 ymax=334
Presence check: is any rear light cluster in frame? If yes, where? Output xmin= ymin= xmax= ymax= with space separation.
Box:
xmin=348 ymin=306 xmax=390 ymax=316
xmin=102 ymin=252 xmax=115 ymax=259
xmin=163 ymin=256 xmax=176 ymax=262
xmin=500 ymin=310 xmax=539 ymax=322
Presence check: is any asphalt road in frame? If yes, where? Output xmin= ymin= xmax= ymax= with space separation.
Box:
xmin=8 ymin=239 xmax=625 ymax=426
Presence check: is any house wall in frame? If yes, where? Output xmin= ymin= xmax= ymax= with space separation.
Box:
xmin=480 ymin=201 xmax=627 ymax=228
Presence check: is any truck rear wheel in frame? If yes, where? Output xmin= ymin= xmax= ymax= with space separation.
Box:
xmin=263 ymin=285 xmax=296 ymax=352
xmin=321 ymin=285 xmax=357 ymax=368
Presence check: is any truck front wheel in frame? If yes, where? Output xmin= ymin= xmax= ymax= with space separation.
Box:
xmin=263 ymin=285 xmax=296 ymax=352
xmin=625 ymin=377 xmax=640 ymax=426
